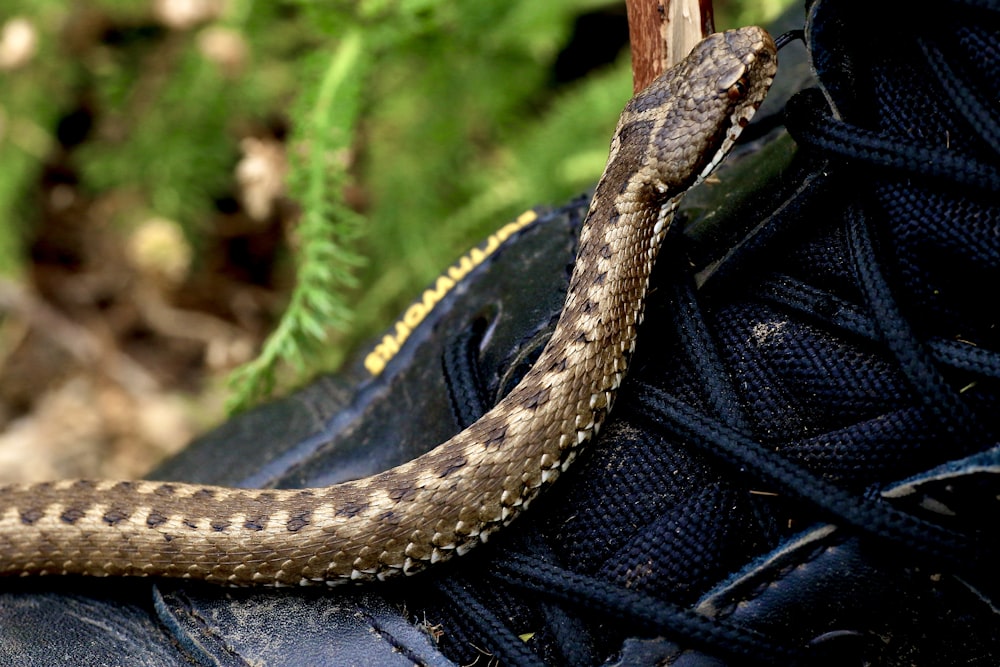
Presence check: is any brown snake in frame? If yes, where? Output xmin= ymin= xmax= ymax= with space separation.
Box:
xmin=0 ymin=28 xmax=776 ymax=586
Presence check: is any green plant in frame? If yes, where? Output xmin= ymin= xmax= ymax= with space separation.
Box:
xmin=226 ymin=25 xmax=367 ymax=408
xmin=0 ymin=0 xmax=792 ymax=420
xmin=230 ymin=0 xmax=641 ymax=410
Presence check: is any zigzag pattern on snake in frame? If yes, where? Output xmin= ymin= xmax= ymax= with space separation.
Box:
xmin=0 ymin=28 xmax=776 ymax=586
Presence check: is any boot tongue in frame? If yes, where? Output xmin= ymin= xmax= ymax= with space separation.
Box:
xmin=805 ymin=1 xmax=943 ymax=123
xmin=806 ymin=0 xmax=999 ymax=152
xmin=805 ymin=0 xmax=1000 ymax=348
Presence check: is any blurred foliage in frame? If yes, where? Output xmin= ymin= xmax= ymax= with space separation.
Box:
xmin=0 ymin=0 xmax=793 ymax=413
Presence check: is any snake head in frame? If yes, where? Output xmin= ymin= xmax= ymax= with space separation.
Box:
xmin=601 ymin=26 xmax=778 ymax=209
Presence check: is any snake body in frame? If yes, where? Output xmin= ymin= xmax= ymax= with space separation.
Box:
xmin=0 ymin=28 xmax=776 ymax=586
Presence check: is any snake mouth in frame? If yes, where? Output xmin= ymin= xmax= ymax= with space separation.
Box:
xmin=693 ymin=105 xmax=761 ymax=188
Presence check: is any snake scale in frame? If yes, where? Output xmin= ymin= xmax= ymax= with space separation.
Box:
xmin=0 ymin=28 xmax=776 ymax=586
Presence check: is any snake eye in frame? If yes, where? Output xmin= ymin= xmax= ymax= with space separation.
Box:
xmin=727 ymin=78 xmax=748 ymax=100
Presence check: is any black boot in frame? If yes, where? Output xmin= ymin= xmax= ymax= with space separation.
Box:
xmin=5 ymin=1 xmax=999 ymax=664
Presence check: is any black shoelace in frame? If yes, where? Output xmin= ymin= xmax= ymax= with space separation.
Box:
xmin=429 ymin=4 xmax=1000 ymax=664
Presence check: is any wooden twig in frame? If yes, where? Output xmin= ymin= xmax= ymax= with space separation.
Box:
xmin=625 ymin=0 xmax=715 ymax=92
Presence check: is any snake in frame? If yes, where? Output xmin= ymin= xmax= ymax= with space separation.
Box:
xmin=0 ymin=27 xmax=776 ymax=586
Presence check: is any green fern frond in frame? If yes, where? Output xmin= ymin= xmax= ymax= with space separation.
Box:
xmin=226 ymin=28 xmax=367 ymax=412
